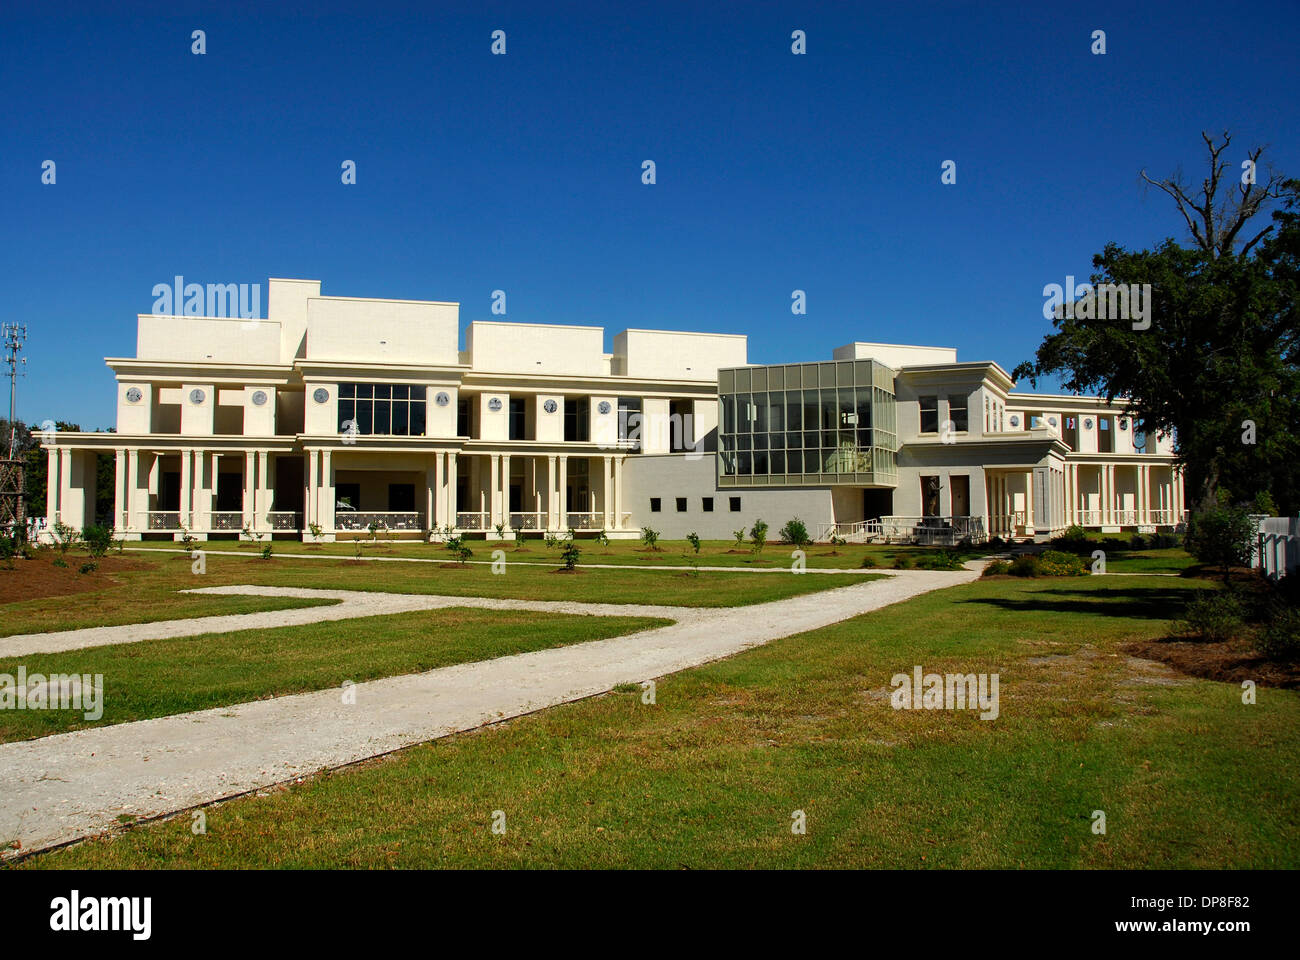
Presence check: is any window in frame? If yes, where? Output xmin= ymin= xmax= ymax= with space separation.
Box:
xmin=729 ymin=496 xmax=742 ymax=512
xmin=676 ymin=497 xmax=687 ymax=512
xmin=650 ymin=497 xmax=661 ymax=512
xmin=338 ymin=383 xmax=426 ymax=436
xmin=564 ymin=397 xmax=589 ymax=442
xmin=618 ymin=397 xmax=642 ymax=451
xmin=388 ymin=484 xmax=416 ymax=511
xmin=457 ymin=398 xmax=471 ymax=436
xmin=702 ymin=497 xmax=714 ymax=512
xmin=509 ymin=397 xmax=527 ymax=440
xmin=948 ymin=395 xmax=968 ymax=433
xmin=919 ymin=396 xmax=939 ymax=434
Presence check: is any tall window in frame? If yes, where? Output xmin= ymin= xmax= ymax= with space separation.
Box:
xmin=564 ymin=397 xmax=590 ymax=442
xmin=919 ymin=396 xmax=939 ymax=434
xmin=338 ymin=383 xmax=426 ymax=436
xmin=948 ymin=394 xmax=968 ymax=433
xmin=618 ymin=397 xmax=642 ymax=451
xmin=509 ymin=398 xmax=527 ymax=440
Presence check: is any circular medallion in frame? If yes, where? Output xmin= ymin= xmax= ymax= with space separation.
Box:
xmin=1009 ymin=415 xmax=1020 ymax=428
xmin=597 ymin=401 xmax=611 ymax=415
xmin=435 ymin=391 xmax=450 ymax=407
xmin=313 ymin=387 xmax=329 ymax=404
xmin=1048 ymin=416 xmax=1057 ymax=427
xmin=488 ymin=397 xmax=502 ymax=412
xmin=1084 ymin=418 xmax=1094 ymax=430
xmin=1118 ymin=418 xmax=1128 ymax=430
xmin=543 ymin=399 xmax=558 ymax=414
xmin=189 ymin=388 xmax=206 ymax=405
xmin=251 ymin=390 xmax=268 ymax=407
xmin=125 ymin=387 xmax=142 ymax=404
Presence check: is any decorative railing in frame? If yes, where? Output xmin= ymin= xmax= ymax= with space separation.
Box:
xmin=335 ymin=511 xmax=423 ymax=532
xmin=565 ymin=511 xmax=605 ymax=530
xmin=508 ymin=511 xmax=544 ymax=530
xmin=268 ymin=511 xmax=300 ymax=530
xmin=456 ymin=511 xmax=488 ymax=530
xmin=211 ymin=511 xmax=244 ymax=530
xmin=988 ymin=513 xmax=1025 ymax=537
xmin=815 ymin=520 xmax=879 ymax=543
xmin=147 ymin=511 xmax=181 ymax=530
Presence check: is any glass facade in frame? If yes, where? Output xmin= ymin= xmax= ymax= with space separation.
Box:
xmin=717 ymin=360 xmax=897 ymax=487
xmin=338 ymin=383 xmax=427 ymax=436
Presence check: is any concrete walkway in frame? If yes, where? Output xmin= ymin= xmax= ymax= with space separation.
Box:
xmin=0 ymin=568 xmax=978 ymax=858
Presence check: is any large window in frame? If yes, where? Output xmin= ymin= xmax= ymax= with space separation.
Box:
xmin=919 ymin=396 xmax=939 ymax=434
xmin=947 ymin=394 xmax=968 ymax=433
xmin=565 ymin=396 xmax=590 ymax=442
xmin=618 ymin=397 xmax=642 ymax=451
xmin=338 ymin=383 xmax=426 ymax=436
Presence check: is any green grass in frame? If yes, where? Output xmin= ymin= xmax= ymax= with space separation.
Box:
xmin=0 ymin=607 xmax=668 ymax=743
xmin=24 ymin=574 xmax=1298 ymax=869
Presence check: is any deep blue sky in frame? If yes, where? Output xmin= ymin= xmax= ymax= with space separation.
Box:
xmin=3 ymin=0 xmax=1297 ymax=429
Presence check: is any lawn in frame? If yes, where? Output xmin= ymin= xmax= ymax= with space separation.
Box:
xmin=24 ymin=573 xmax=1298 ymax=869
xmin=0 ymin=607 xmax=668 ymax=743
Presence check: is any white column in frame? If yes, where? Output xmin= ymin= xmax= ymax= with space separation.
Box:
xmin=305 ymin=450 xmax=318 ymax=530
xmin=501 ymin=454 xmax=511 ymax=528
xmin=557 ymin=455 xmax=568 ymax=529
xmin=613 ymin=456 xmax=624 ymax=530
xmin=603 ymin=455 xmax=613 ymax=528
xmin=179 ymin=449 xmax=193 ymax=529
xmin=426 ymin=455 xmax=437 ymax=532
xmin=127 ymin=449 xmax=141 ymax=530
xmin=258 ymin=449 xmax=272 ymax=531
xmin=244 ymin=451 xmax=256 ymax=531
xmin=319 ymin=450 xmax=333 ymax=533
xmin=46 ymin=447 xmax=60 ymax=528
xmin=113 ymin=450 xmax=126 ymax=531
xmin=447 ymin=453 xmax=459 ymax=527
xmin=489 ymin=454 xmax=502 ymax=529
xmin=545 ymin=455 xmax=557 ymax=529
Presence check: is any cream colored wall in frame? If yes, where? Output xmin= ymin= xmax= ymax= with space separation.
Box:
xmin=833 ymin=342 xmax=958 ymax=367
xmin=479 ymin=392 xmax=509 ymax=441
xmin=427 ymin=386 xmax=457 ymax=438
xmin=304 ymin=297 xmax=459 ymax=365
xmin=534 ymin=394 xmax=564 ymax=441
xmin=137 ymin=315 xmax=281 ymax=364
xmin=241 ymin=386 xmax=277 ymax=436
xmin=640 ymin=398 xmax=671 ymax=454
xmin=590 ymin=394 xmax=617 ymax=446
xmin=180 ymin=383 xmax=215 ymax=435
xmin=468 ymin=322 xmax=606 ymax=376
xmin=268 ymin=278 xmax=320 ymax=362
xmin=116 ymin=382 xmax=152 ymax=433
xmin=304 ymin=382 xmax=337 ymax=435
xmin=614 ymin=330 xmax=747 ymax=381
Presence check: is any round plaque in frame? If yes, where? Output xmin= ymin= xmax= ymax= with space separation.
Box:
xmin=1048 ymin=416 xmax=1057 ymax=427
xmin=1118 ymin=418 xmax=1128 ymax=430
xmin=597 ymin=401 xmax=611 ymax=415
xmin=1084 ymin=418 xmax=1094 ymax=430
xmin=543 ymin=399 xmax=558 ymax=414
xmin=1009 ymin=415 xmax=1020 ymax=428
xmin=313 ymin=387 xmax=329 ymax=404
xmin=435 ymin=391 xmax=450 ymax=407
xmin=251 ymin=390 xmax=268 ymax=406
xmin=189 ymin=388 xmax=206 ymax=405
xmin=125 ymin=387 xmax=142 ymax=403
xmin=488 ymin=397 xmax=502 ymax=412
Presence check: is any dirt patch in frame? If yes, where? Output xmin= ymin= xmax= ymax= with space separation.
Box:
xmin=1124 ymin=639 xmax=1300 ymax=689
xmin=550 ymin=568 xmax=584 ymax=575
xmin=0 ymin=554 xmax=155 ymax=604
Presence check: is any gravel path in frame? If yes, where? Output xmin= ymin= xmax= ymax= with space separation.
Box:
xmin=0 ymin=567 xmax=978 ymax=858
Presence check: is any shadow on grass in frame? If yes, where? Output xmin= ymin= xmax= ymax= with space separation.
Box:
xmin=960 ymin=585 xmax=1193 ymax=620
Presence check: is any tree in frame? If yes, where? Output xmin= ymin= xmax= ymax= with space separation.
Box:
xmin=1014 ymin=132 xmax=1299 ymax=513
xmin=1183 ymin=504 xmax=1256 ymax=585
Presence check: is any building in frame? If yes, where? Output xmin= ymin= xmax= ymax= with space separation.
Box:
xmin=42 ymin=279 xmax=1185 ymax=544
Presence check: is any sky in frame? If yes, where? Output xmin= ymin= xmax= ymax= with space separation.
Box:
xmin=2 ymin=0 xmax=1298 ymax=430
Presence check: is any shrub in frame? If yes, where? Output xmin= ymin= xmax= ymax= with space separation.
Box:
xmin=446 ymin=534 xmax=472 ymax=565
xmin=260 ymin=542 xmax=273 ymax=560
xmin=1036 ymin=550 xmax=1087 ymax=577
xmin=560 ymin=540 xmax=581 ymax=571
xmin=1177 ymin=591 xmax=1244 ymax=643
xmin=640 ymin=526 xmax=660 ymax=550
xmin=892 ymin=556 xmax=912 ymax=570
xmin=1 ymin=533 xmax=18 ymax=567
xmin=829 ymin=533 xmax=846 ymax=547
xmin=1184 ymin=505 xmax=1256 ymax=584
xmin=749 ymin=519 xmax=769 ymax=554
xmin=1257 ymin=608 xmax=1300 ymax=661
xmin=779 ymin=518 xmax=810 ymax=548
xmin=79 ymin=561 xmax=97 ymax=575
xmin=494 ymin=522 xmax=505 ymax=540
xmin=982 ymin=559 xmax=1011 ymax=577
xmin=594 ymin=530 xmax=610 ymax=548
xmin=733 ymin=528 xmax=746 ymax=547
xmin=52 ymin=521 xmax=77 ymax=556
xmin=543 ymin=531 xmax=560 ymax=551
xmin=1008 ymin=555 xmax=1040 ymax=577
xmin=308 ymin=522 xmax=324 ymax=542
xmin=1128 ymin=534 xmax=1148 ymax=551
xmin=81 ymin=524 xmax=113 ymax=559
xmin=860 ymin=556 xmax=877 ymax=569
xmin=914 ymin=550 xmax=963 ymax=571
xmin=685 ymin=532 xmax=701 ymax=554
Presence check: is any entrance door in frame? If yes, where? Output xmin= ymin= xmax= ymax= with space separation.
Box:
xmin=951 ymin=475 xmax=970 ymax=517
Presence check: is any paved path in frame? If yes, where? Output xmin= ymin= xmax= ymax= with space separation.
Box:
xmin=0 ymin=568 xmax=978 ymax=858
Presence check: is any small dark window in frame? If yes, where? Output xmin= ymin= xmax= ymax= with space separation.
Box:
xmin=675 ymin=497 xmax=687 ymax=512
xmin=729 ymin=496 xmax=742 ymax=512
xmin=650 ymin=498 xmax=662 ymax=512
xmin=702 ymin=497 xmax=714 ymax=512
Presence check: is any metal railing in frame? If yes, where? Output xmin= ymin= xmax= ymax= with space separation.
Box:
xmin=508 ymin=511 xmax=544 ymax=530
xmin=146 ymin=511 xmax=181 ymax=530
xmin=210 ymin=511 xmax=243 ymax=530
xmin=335 ymin=511 xmax=424 ymax=532
xmin=456 ymin=511 xmax=488 ymax=530
xmin=565 ymin=511 xmax=605 ymax=530
xmin=268 ymin=511 xmax=301 ymax=530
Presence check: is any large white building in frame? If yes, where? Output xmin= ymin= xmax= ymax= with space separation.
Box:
xmin=43 ymin=279 xmax=1184 ymax=543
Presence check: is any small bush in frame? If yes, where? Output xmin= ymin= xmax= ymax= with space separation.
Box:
xmin=749 ymin=519 xmax=769 ymax=554
xmin=1008 ymin=555 xmax=1040 ymax=577
xmin=1177 ymin=591 xmax=1244 ymax=643
xmin=914 ymin=550 xmax=963 ymax=571
xmin=779 ymin=518 xmax=810 ymax=548
xmin=81 ymin=524 xmax=114 ymax=559
xmin=733 ymin=528 xmax=746 ymax=547
xmin=594 ymin=530 xmax=610 ymax=548
xmin=79 ymin=561 xmax=97 ymax=575
xmin=1036 ymin=550 xmax=1087 ymax=577
xmin=1257 ymin=608 xmax=1300 ymax=661
xmin=543 ymin=531 xmax=560 ymax=551
xmin=1185 ymin=505 xmax=1256 ymax=584
xmin=560 ymin=540 xmax=581 ymax=571
xmin=892 ymin=556 xmax=912 ymax=570
xmin=685 ymin=532 xmax=701 ymax=554
xmin=445 ymin=534 xmax=472 ymax=565
xmin=640 ymin=527 xmax=660 ymax=551
xmin=982 ymin=559 xmax=1011 ymax=577
xmin=860 ymin=556 xmax=877 ymax=569
xmin=260 ymin=543 xmax=273 ymax=560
